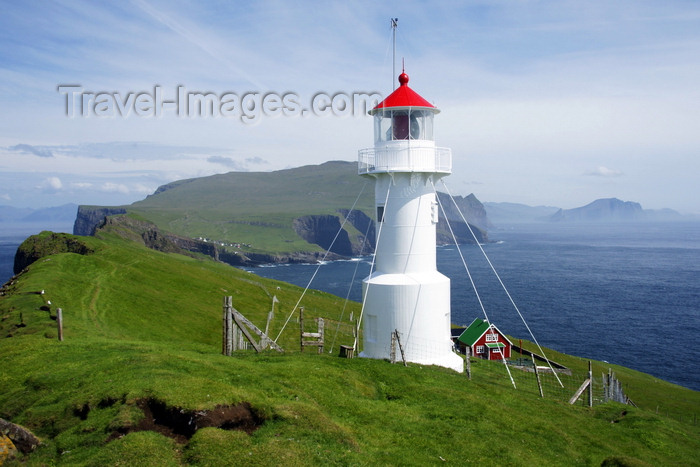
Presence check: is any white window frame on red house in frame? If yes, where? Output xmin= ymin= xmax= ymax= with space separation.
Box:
xmin=485 ymin=332 xmax=498 ymax=342
xmin=475 ymin=345 xmax=485 ymax=354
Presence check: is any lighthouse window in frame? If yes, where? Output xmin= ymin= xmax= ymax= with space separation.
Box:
xmin=377 ymin=206 xmax=385 ymax=223
xmin=392 ymin=111 xmax=410 ymax=140
xmin=419 ymin=110 xmax=434 ymax=140
xmin=373 ymin=109 xmax=434 ymax=142
xmin=375 ymin=110 xmax=393 ymax=143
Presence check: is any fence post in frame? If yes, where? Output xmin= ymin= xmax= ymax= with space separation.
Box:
xmin=317 ymin=317 xmax=324 ymax=355
xmin=57 ymin=308 xmax=63 ymax=342
xmin=228 ymin=297 xmax=234 ymax=353
xmin=222 ymin=296 xmax=233 ymax=356
xmin=465 ymin=347 xmax=471 ymax=380
xmin=394 ymin=329 xmax=407 ymax=367
xmin=588 ymin=361 xmax=593 ymax=407
xmin=299 ymin=307 xmax=305 ymax=352
xmin=617 ymin=379 xmax=623 ymax=404
xmin=533 ymin=361 xmax=544 ymax=398
xmin=352 ymin=319 xmax=358 ymax=356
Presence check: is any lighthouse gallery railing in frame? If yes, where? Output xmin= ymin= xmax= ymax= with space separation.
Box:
xmin=358 ymin=145 xmax=452 ymax=174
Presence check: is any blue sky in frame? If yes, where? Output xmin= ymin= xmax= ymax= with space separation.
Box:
xmin=1 ymin=0 xmax=699 ymax=213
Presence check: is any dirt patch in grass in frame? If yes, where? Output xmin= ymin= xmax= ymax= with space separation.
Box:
xmin=108 ymin=399 xmax=264 ymax=444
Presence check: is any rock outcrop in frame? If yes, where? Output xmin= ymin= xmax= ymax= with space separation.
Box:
xmin=0 ymin=418 xmax=41 ymax=455
xmin=13 ymin=232 xmax=95 ymax=274
xmin=293 ymin=214 xmax=354 ymax=256
xmin=73 ymin=206 xmax=127 ymax=235
xmin=437 ymin=192 xmax=491 ymax=231
xmin=336 ymin=209 xmax=376 ymax=255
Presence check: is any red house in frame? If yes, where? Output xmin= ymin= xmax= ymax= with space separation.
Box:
xmin=457 ymin=318 xmax=512 ymax=360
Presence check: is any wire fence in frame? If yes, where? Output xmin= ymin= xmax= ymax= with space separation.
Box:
xmin=221 ymin=298 xmax=697 ymax=426
xmin=465 ymin=357 xmax=698 ymax=425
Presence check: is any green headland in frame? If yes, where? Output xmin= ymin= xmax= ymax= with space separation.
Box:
xmin=1 ymin=217 xmax=698 ymax=466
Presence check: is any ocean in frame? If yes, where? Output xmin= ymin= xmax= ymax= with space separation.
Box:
xmin=1 ymin=221 xmax=698 ymax=391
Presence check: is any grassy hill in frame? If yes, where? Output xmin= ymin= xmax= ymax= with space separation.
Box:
xmin=74 ymin=161 xmax=490 ymax=264
xmin=1 ymin=227 xmax=698 ymax=465
xmin=94 ymin=161 xmax=375 ymax=256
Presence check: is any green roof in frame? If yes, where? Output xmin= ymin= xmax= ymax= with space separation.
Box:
xmin=486 ymin=342 xmax=505 ymax=348
xmin=458 ymin=318 xmax=513 ymax=347
xmin=457 ymin=318 xmax=490 ymax=346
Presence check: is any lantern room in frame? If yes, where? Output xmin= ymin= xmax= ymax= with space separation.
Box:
xmin=369 ymin=72 xmax=439 ymax=144
xmin=359 ymin=71 xmax=451 ymax=176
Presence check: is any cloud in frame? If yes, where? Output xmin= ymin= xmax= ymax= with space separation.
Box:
xmin=207 ymin=155 xmax=244 ymax=169
xmin=1 ymin=193 xmax=11 ymax=201
xmin=100 ymin=182 xmax=130 ymax=194
xmin=245 ymin=156 xmax=268 ymax=165
xmin=70 ymin=182 xmax=93 ymax=189
xmin=584 ymin=166 xmax=624 ymax=177
xmin=9 ymin=144 xmax=54 ymax=158
xmin=40 ymin=176 xmax=63 ymax=193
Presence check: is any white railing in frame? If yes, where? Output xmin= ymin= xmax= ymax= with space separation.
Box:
xmin=358 ymin=145 xmax=452 ymax=174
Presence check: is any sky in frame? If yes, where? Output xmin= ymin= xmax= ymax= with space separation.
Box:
xmin=1 ymin=0 xmax=699 ymax=213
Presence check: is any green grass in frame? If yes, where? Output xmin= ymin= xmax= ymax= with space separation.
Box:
xmin=1 ymin=231 xmax=699 ymax=466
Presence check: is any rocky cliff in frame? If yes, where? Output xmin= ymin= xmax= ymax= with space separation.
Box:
xmin=336 ymin=209 xmax=376 ymax=255
xmin=437 ymin=192 xmax=492 ymax=232
xmin=73 ymin=206 xmax=127 ymax=235
xmin=98 ymin=215 xmax=345 ymax=267
xmin=293 ymin=214 xmax=355 ymax=256
xmin=292 ymin=210 xmax=377 ymax=257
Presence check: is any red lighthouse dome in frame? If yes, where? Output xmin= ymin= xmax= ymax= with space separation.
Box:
xmin=370 ymin=71 xmax=438 ymax=113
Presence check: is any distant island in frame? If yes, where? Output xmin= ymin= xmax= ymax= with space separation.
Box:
xmin=547 ymin=198 xmax=683 ymax=223
xmin=485 ymin=198 xmax=684 ymax=224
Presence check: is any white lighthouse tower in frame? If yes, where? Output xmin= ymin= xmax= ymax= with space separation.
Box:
xmin=358 ymin=70 xmax=463 ymax=372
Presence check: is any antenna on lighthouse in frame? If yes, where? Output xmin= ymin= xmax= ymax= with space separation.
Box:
xmin=391 ymin=18 xmax=398 ymax=91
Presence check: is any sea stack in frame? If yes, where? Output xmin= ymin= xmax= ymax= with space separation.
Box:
xmin=358 ymin=70 xmax=463 ymax=372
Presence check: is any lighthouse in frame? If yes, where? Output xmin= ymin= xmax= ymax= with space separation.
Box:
xmin=358 ymin=71 xmax=464 ymax=372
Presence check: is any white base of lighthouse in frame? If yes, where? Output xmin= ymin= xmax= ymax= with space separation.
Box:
xmin=360 ymin=271 xmax=464 ymax=372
